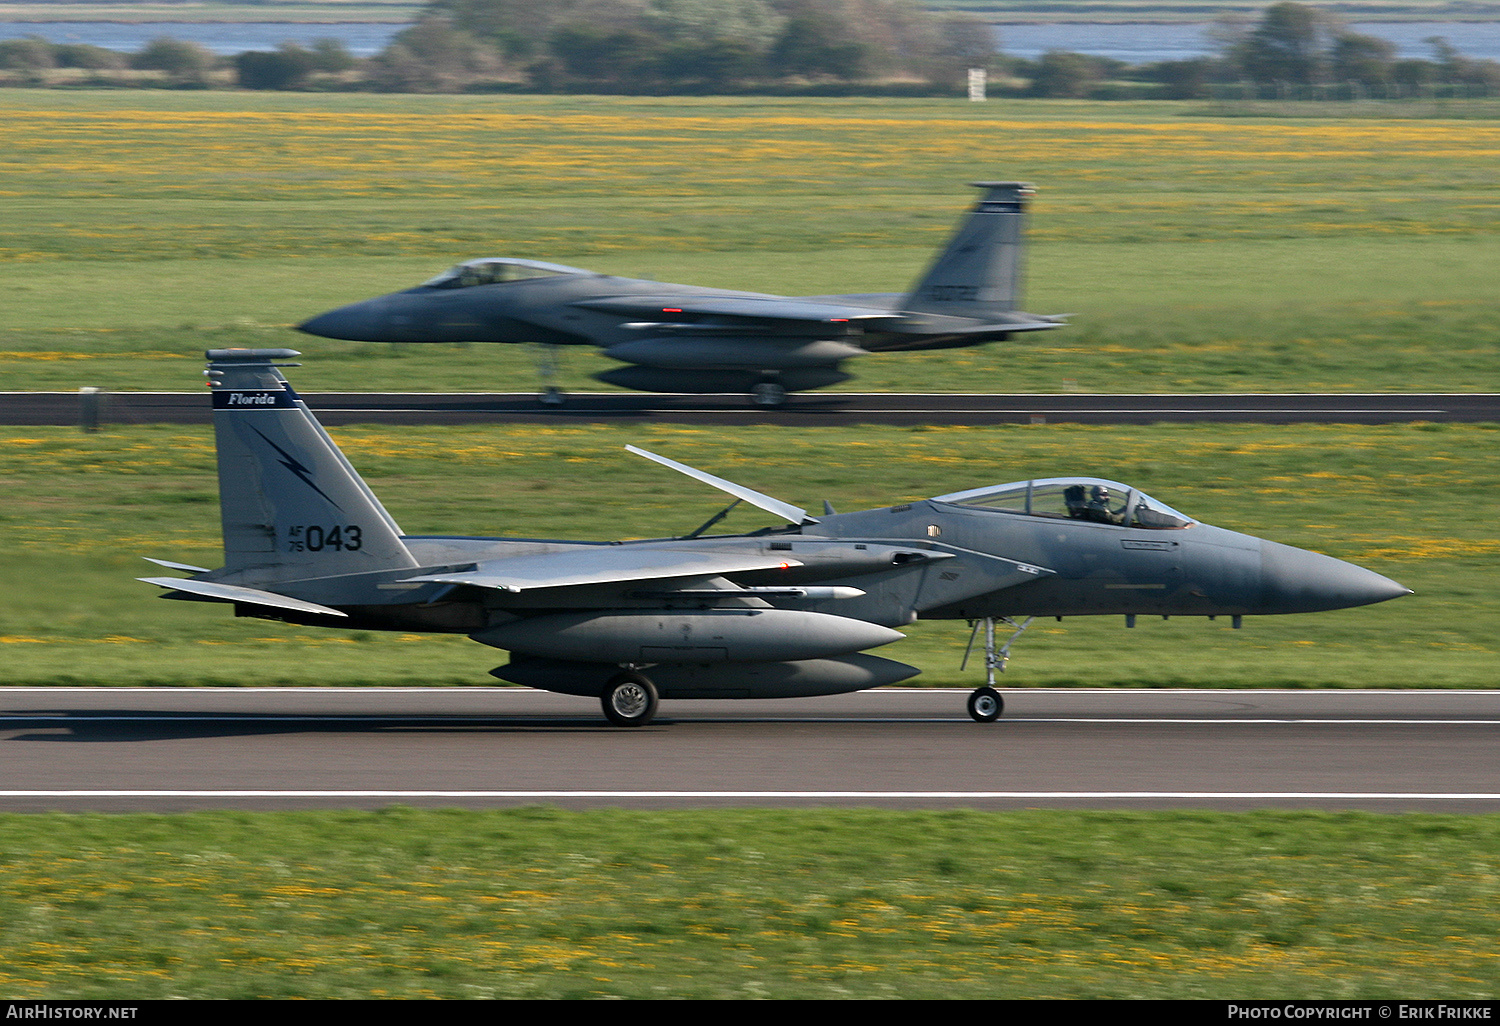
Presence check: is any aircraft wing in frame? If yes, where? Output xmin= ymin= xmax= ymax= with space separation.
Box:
xmin=398 ymin=546 xmax=804 ymax=593
xmin=572 ymin=294 xmax=896 ymax=328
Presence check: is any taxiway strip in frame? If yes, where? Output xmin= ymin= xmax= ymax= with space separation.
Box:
xmin=4 ymin=391 xmax=1496 ymax=427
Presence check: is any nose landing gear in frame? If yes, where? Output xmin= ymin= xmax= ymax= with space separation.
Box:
xmin=967 ymin=686 xmax=1003 ymax=722
xmin=961 ymin=616 xmax=1034 ymax=722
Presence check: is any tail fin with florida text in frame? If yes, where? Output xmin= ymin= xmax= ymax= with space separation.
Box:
xmin=205 ymin=348 xmax=418 ymax=584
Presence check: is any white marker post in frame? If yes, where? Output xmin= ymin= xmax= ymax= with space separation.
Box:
xmin=968 ymin=67 xmax=987 ymax=102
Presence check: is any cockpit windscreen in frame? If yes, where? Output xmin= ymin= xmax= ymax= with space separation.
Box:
xmin=421 ymin=259 xmax=588 ymax=290
xmin=931 ymin=477 xmax=1195 ymax=530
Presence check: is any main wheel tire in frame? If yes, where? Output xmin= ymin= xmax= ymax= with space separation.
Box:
xmin=751 ymin=382 xmax=786 ymax=407
xmin=601 ymin=671 xmax=659 ymax=727
xmin=539 ymin=386 xmax=566 ymax=407
xmin=967 ymin=686 xmax=1004 ymax=722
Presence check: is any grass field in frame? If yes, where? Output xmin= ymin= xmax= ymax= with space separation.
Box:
xmin=2 ymin=92 xmax=1498 ymax=394
xmin=1 ymin=808 xmax=1497 ymax=999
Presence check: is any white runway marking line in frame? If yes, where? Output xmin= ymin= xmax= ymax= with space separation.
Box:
xmin=4 ymin=790 xmax=1500 ymax=801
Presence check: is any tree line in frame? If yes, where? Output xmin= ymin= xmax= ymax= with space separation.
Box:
xmin=2 ymin=1 xmax=1496 ymax=98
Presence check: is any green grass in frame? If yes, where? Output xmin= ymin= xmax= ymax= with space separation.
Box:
xmin=3 ymin=92 xmax=1500 ymax=393
xmin=2 ymin=420 xmax=1493 ymax=688
xmin=1 ymin=808 xmax=1497 ymax=998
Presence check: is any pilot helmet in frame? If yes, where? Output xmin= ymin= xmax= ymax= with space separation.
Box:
xmin=1090 ymin=485 xmax=1110 ymax=502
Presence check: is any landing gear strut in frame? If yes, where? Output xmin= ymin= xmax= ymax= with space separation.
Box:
xmin=961 ymin=616 xmax=1034 ymax=722
xmin=601 ymin=670 xmax=659 ymax=727
xmin=534 ymin=343 xmax=565 ymax=406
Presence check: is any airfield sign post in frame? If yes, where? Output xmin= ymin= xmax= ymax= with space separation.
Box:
xmin=968 ymin=68 xmax=987 ymax=101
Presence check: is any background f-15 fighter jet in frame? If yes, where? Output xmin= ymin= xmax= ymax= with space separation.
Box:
xmin=140 ymin=349 xmax=1409 ymax=728
xmin=298 ymin=182 xmax=1065 ymax=405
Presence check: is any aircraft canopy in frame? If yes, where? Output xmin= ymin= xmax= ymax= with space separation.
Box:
xmin=931 ymin=477 xmax=1195 ymax=530
xmin=422 ymin=258 xmax=591 ymax=289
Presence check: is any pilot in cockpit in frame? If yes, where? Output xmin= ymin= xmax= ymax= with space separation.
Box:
xmin=1085 ymin=485 xmax=1121 ymax=524
xmin=1064 ymin=483 xmax=1125 ymax=524
xmin=1062 ymin=484 xmax=1123 ymax=525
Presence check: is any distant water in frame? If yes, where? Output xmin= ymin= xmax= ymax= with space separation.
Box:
xmin=0 ymin=21 xmax=402 ymax=57
xmin=2 ymin=20 xmax=1500 ymax=63
xmin=996 ymin=21 xmax=1500 ymax=63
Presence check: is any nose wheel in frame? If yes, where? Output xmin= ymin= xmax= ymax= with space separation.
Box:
xmin=961 ymin=616 xmax=1033 ymax=722
xmin=967 ymin=687 xmax=1004 ymax=722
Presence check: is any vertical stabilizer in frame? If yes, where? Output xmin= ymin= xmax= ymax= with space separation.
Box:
xmin=903 ymin=182 xmax=1031 ymax=317
xmin=206 ymin=349 xmax=417 ymax=582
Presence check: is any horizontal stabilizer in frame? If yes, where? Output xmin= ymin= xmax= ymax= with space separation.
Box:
xmin=902 ymin=314 xmax=1065 ymax=337
xmin=398 ymin=546 xmax=805 ymax=593
xmin=138 ymin=576 xmax=348 ymax=618
xmin=143 ymin=557 xmax=211 ymax=574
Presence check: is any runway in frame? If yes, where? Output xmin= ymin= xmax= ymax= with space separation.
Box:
xmin=4 ymin=688 xmax=1498 ymax=813
xmin=5 ymin=390 xmax=1498 ymax=427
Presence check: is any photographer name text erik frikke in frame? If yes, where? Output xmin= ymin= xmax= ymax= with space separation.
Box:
xmin=1230 ymin=1008 xmax=1492 ymax=1021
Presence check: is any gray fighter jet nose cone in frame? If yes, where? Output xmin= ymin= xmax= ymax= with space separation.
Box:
xmin=1259 ymin=540 xmax=1411 ymax=613
xmin=297 ymin=303 xmax=375 ymax=341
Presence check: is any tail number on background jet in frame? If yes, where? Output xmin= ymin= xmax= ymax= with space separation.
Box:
xmin=286 ymin=525 xmax=363 ymax=553
xmin=922 ymin=285 xmax=980 ymax=303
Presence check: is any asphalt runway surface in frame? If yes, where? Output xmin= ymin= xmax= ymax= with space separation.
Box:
xmin=4 ymin=687 xmax=1498 ymax=813
xmin=6 ymin=390 xmax=1499 ymax=427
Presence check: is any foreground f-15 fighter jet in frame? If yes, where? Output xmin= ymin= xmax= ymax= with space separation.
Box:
xmin=141 ymin=349 xmax=1409 ymax=726
xmin=297 ymin=182 xmax=1065 ymax=405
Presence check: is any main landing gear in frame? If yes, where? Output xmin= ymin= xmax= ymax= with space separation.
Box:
xmin=601 ymin=670 xmax=659 ymax=727
xmin=751 ymin=381 xmax=787 ymax=407
xmin=533 ymin=343 xmax=566 ymax=407
xmin=962 ymin=616 xmax=1034 ymax=722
